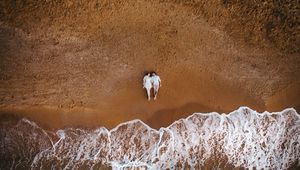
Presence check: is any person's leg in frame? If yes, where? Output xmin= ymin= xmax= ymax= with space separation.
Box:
xmin=146 ymin=88 xmax=151 ymax=101
xmin=154 ymin=85 xmax=159 ymax=100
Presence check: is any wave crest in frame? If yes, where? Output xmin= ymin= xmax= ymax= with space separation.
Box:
xmin=1 ymin=107 xmax=299 ymax=169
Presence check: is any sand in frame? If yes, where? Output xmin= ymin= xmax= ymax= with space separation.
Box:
xmin=0 ymin=0 xmax=299 ymax=130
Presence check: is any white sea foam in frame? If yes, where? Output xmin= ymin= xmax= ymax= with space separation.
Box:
xmin=1 ymin=107 xmax=299 ymax=169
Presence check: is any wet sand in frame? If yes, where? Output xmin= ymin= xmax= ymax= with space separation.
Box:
xmin=2 ymin=67 xmax=298 ymax=130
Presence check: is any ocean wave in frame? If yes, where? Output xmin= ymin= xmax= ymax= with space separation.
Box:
xmin=1 ymin=107 xmax=299 ymax=169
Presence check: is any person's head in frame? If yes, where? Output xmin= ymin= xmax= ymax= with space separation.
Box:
xmin=151 ymin=72 xmax=156 ymax=76
xmin=145 ymin=73 xmax=150 ymax=76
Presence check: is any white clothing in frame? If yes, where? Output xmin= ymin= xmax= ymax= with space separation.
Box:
xmin=151 ymin=75 xmax=161 ymax=86
xmin=153 ymin=84 xmax=159 ymax=91
xmin=145 ymin=87 xmax=151 ymax=100
xmin=143 ymin=75 xmax=152 ymax=89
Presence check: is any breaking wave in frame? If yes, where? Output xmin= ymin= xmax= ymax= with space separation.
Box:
xmin=1 ymin=107 xmax=299 ymax=169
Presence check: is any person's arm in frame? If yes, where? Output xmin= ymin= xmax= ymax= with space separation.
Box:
xmin=143 ymin=77 xmax=146 ymax=88
xmin=159 ymin=77 xmax=162 ymax=87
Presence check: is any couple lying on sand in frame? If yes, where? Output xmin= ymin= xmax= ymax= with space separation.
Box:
xmin=143 ymin=72 xmax=162 ymax=101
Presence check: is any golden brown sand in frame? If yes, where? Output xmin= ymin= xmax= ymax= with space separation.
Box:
xmin=0 ymin=0 xmax=299 ymax=130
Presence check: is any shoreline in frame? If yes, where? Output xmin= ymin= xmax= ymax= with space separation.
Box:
xmin=1 ymin=101 xmax=297 ymax=131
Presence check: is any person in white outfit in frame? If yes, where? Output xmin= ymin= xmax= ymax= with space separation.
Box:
xmin=143 ymin=73 xmax=152 ymax=101
xmin=151 ymin=72 xmax=161 ymax=100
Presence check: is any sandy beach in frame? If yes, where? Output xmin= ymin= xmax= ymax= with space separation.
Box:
xmin=0 ymin=0 xmax=299 ymax=130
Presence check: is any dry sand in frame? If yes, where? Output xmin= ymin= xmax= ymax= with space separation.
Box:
xmin=0 ymin=0 xmax=299 ymax=130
